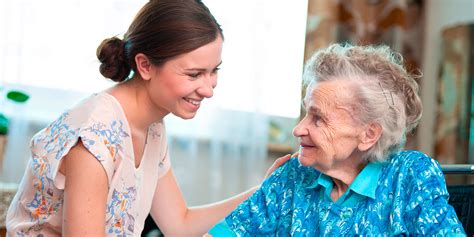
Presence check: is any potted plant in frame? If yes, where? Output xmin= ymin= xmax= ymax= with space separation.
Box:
xmin=0 ymin=90 xmax=30 ymax=167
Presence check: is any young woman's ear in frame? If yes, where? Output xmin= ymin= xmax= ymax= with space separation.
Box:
xmin=134 ymin=53 xmax=153 ymax=80
xmin=358 ymin=123 xmax=382 ymax=151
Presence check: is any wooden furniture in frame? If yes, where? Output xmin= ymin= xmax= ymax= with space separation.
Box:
xmin=0 ymin=183 xmax=18 ymax=235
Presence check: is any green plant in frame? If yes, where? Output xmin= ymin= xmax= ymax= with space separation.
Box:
xmin=0 ymin=90 xmax=30 ymax=135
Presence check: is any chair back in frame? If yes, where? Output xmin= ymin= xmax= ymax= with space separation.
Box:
xmin=442 ymin=164 xmax=474 ymax=236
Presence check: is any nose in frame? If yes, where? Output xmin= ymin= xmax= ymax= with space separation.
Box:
xmin=292 ymin=117 xmax=309 ymax=138
xmin=197 ymin=76 xmax=215 ymax=98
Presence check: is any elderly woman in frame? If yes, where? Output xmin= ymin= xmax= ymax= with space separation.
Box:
xmin=207 ymin=43 xmax=465 ymax=236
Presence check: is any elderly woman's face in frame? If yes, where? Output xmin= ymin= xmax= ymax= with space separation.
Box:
xmin=293 ymin=80 xmax=365 ymax=172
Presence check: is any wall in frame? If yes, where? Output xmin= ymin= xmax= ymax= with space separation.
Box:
xmin=419 ymin=0 xmax=474 ymax=157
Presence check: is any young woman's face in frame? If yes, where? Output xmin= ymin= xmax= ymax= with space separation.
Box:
xmin=292 ymin=80 xmax=364 ymax=173
xmin=147 ymin=36 xmax=223 ymax=119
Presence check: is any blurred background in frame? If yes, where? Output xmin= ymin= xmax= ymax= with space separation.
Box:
xmin=0 ymin=0 xmax=473 ymax=230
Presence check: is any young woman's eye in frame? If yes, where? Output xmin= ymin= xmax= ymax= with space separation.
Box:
xmin=187 ymin=72 xmax=201 ymax=78
xmin=211 ymin=67 xmax=220 ymax=74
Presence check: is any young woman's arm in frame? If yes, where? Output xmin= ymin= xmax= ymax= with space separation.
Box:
xmin=150 ymin=154 xmax=292 ymax=236
xmin=62 ymin=141 xmax=109 ymax=236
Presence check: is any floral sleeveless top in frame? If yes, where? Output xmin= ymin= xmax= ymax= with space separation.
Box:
xmin=6 ymin=92 xmax=171 ymax=236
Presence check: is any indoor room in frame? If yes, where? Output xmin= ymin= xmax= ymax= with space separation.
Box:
xmin=0 ymin=0 xmax=473 ymax=236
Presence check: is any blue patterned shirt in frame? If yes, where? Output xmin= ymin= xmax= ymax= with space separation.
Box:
xmin=209 ymin=150 xmax=465 ymax=236
xmin=310 ymin=161 xmax=383 ymax=207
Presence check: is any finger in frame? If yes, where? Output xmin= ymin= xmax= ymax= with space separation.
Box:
xmin=291 ymin=152 xmax=299 ymax=158
xmin=264 ymin=154 xmax=291 ymax=179
xmin=279 ymin=153 xmax=292 ymax=162
xmin=272 ymin=154 xmax=290 ymax=166
xmin=273 ymin=154 xmax=291 ymax=168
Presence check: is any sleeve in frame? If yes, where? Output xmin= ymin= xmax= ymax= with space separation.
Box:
xmin=222 ymin=158 xmax=299 ymax=236
xmin=74 ymin=123 xmax=119 ymax=187
xmin=31 ymin=112 xmax=120 ymax=190
xmin=208 ymin=219 xmax=237 ymax=237
xmin=404 ymin=152 xmax=466 ymax=236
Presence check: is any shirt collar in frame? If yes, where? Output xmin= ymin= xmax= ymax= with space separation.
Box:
xmin=349 ymin=161 xmax=384 ymax=199
xmin=307 ymin=171 xmax=332 ymax=190
xmin=306 ymin=161 xmax=384 ymax=200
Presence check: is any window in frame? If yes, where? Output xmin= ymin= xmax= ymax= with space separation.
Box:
xmin=0 ymin=0 xmax=307 ymax=118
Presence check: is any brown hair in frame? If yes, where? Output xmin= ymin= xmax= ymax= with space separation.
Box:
xmin=97 ymin=0 xmax=223 ymax=82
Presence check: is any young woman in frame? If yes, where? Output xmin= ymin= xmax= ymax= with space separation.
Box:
xmin=6 ymin=1 xmax=290 ymax=236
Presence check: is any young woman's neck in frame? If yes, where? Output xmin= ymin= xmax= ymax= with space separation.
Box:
xmin=107 ymin=78 xmax=168 ymax=132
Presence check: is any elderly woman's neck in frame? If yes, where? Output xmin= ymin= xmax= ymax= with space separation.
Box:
xmin=326 ymin=158 xmax=368 ymax=202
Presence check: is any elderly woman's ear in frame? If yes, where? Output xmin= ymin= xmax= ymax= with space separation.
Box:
xmin=357 ymin=123 xmax=382 ymax=151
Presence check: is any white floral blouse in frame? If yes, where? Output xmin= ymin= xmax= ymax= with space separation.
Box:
xmin=6 ymin=92 xmax=171 ymax=236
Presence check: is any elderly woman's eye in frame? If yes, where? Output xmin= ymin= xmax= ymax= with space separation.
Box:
xmin=314 ymin=115 xmax=323 ymax=126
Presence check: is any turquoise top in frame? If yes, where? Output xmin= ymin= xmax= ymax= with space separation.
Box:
xmin=209 ymin=151 xmax=465 ymax=236
xmin=308 ymin=161 xmax=383 ymax=207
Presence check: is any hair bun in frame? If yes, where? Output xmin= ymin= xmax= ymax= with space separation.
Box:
xmin=96 ymin=37 xmax=131 ymax=82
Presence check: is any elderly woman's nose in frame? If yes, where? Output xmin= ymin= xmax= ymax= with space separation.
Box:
xmin=293 ymin=119 xmax=308 ymax=137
